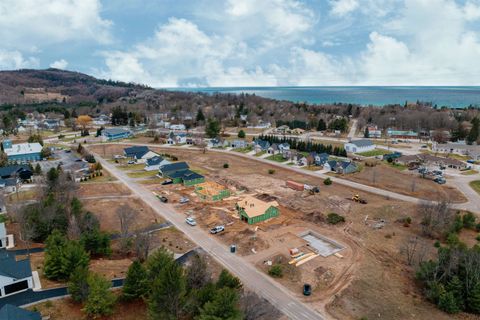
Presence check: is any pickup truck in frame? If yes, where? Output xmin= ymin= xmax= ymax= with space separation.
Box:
xmin=210 ymin=225 xmax=225 ymax=234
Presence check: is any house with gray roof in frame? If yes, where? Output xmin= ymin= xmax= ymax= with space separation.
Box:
xmin=433 ymin=142 xmax=480 ymax=161
xmin=144 ymin=156 xmax=171 ymax=171
xmin=344 ymin=139 xmax=375 ymax=153
xmin=0 ymin=249 xmax=33 ymax=298
xmin=101 ymin=128 xmax=132 ymax=141
xmin=324 ymin=160 xmax=358 ymax=174
xmin=253 ymin=139 xmax=270 ymax=153
xmin=123 ymin=146 xmax=159 ymax=163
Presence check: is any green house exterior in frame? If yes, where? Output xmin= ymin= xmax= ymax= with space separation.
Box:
xmin=195 ymin=187 xmax=231 ymax=201
xmin=237 ymin=205 xmax=280 ymax=224
xmin=183 ymin=176 xmax=205 ymax=186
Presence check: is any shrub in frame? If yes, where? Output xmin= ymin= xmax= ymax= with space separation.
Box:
xmin=463 ymin=212 xmax=476 ymax=229
xmin=476 ymin=223 xmax=480 ymax=232
xmin=327 ymin=213 xmax=345 ymax=225
xmin=476 ymin=234 xmax=480 ymax=242
xmin=268 ymin=169 xmax=275 ymax=174
xmin=323 ymin=178 xmax=332 ymax=185
xmin=238 ymin=130 xmax=246 ymax=138
xmin=268 ymin=265 xmax=283 ymax=278
xmin=434 ymin=240 xmax=441 ymax=248
xmin=223 ymin=163 xmax=229 ymax=168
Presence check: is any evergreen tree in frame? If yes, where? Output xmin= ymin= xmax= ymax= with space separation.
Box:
xmin=467 ymin=118 xmax=480 ymax=144
xmin=146 ymin=247 xmax=174 ymax=279
xmin=447 ymin=276 xmax=465 ymax=310
xmin=205 ymin=118 xmax=221 ymax=138
xmin=468 ymin=282 xmax=480 ymax=314
xmin=216 ymin=269 xmax=242 ymax=290
xmin=60 ymin=241 xmax=90 ymax=280
xmin=123 ymin=260 xmax=148 ymax=301
xmin=34 ymin=163 xmax=42 ymax=175
xmin=364 ymin=127 xmax=369 ymax=138
xmin=237 ymin=130 xmax=246 ymax=139
xmin=317 ymin=119 xmax=326 ymax=131
xmin=83 ymin=273 xmax=116 ymax=318
xmin=44 ymin=230 xmax=67 ymax=280
xmin=148 ymin=259 xmax=186 ymax=320
xmin=438 ymin=291 xmax=460 ymax=314
xmin=196 ymin=109 xmax=205 ymax=123
xmin=80 ymin=228 xmax=111 ymax=257
xmin=198 ymin=287 xmax=242 ymax=320
xmin=68 ymin=266 xmax=90 ymax=303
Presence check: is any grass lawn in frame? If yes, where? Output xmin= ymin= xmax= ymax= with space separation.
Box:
xmin=233 ymin=146 xmax=253 ymax=153
xmin=80 ymin=174 xmax=117 ymax=183
xmin=127 ymin=170 xmax=159 ymax=178
xmin=356 ymin=149 xmax=390 ymax=157
xmin=462 ymin=170 xmax=479 ymax=176
xmin=420 ymin=150 xmax=471 ymax=161
xmin=385 ymin=161 xmax=407 ymax=171
xmin=138 ymin=178 xmax=163 ymax=184
xmin=254 ymin=151 xmax=266 ymax=157
xmin=117 ymin=163 xmax=145 ymax=171
xmin=303 ymin=165 xmax=322 ymax=171
xmin=265 ymin=154 xmax=286 ymax=162
xmin=469 ymin=180 xmax=480 ymax=195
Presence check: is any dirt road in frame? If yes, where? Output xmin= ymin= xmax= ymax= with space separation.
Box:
xmin=89 ymin=148 xmax=325 ymax=320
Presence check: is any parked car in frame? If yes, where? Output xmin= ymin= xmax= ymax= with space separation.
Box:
xmin=127 ymin=160 xmax=135 ymax=165
xmin=303 ymin=284 xmax=312 ymax=296
xmin=64 ymin=149 xmax=71 ymax=153
xmin=161 ymin=179 xmax=173 ymax=185
xmin=159 ymin=196 xmax=168 ymax=203
xmin=179 ymin=197 xmax=189 ymax=204
xmin=185 ymin=217 xmax=196 ymax=226
xmin=210 ymin=225 xmax=225 ymax=234
xmin=434 ymin=177 xmax=446 ymax=184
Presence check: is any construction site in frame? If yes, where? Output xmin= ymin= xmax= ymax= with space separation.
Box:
xmin=89 ymin=144 xmax=467 ymax=320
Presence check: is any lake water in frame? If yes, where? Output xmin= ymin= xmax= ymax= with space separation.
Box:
xmin=170 ymin=86 xmax=480 ymax=108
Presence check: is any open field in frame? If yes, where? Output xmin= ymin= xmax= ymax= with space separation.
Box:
xmin=89 ymin=144 xmax=471 ymax=319
xmin=462 ymin=170 xmax=479 ymax=175
xmin=341 ymin=163 xmax=466 ymax=203
xmin=355 ymin=148 xmax=390 ymax=157
xmin=265 ymin=153 xmax=287 ymax=162
xmin=77 ymin=181 xmax=130 ymax=198
xmin=470 ymin=180 xmax=480 ymax=195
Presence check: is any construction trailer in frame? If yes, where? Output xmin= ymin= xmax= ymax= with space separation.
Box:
xmin=286 ymin=180 xmax=304 ymax=191
xmin=236 ymin=195 xmax=280 ymax=224
xmin=195 ymin=181 xmax=231 ymax=201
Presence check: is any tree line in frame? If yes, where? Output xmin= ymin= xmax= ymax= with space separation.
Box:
xmin=258 ymin=134 xmax=347 ymax=157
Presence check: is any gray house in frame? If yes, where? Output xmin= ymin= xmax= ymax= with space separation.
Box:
xmin=0 ymin=249 xmax=34 ymax=297
xmin=230 ymin=140 xmax=249 ymax=149
xmin=325 ymin=160 xmax=358 ymax=174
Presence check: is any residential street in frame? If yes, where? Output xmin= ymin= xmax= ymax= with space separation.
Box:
xmin=90 ymin=149 xmax=325 ymax=320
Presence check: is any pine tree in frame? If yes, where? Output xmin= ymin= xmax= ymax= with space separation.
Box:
xmin=364 ymin=127 xmax=369 ymax=138
xmin=148 ymin=259 xmax=186 ymax=320
xmin=468 ymin=282 xmax=480 ymax=314
xmin=34 ymin=163 xmax=42 ymax=175
xmin=467 ymin=118 xmax=479 ymax=145
xmin=205 ymin=118 xmax=220 ymax=138
xmin=146 ymin=247 xmax=174 ymax=279
xmin=438 ymin=291 xmax=460 ymax=314
xmin=196 ymin=108 xmax=205 ymax=123
xmin=237 ymin=130 xmax=246 ymax=139
xmin=198 ymin=287 xmax=242 ymax=320
xmin=216 ymin=269 xmax=242 ymax=290
xmin=68 ymin=266 xmax=90 ymax=303
xmin=83 ymin=273 xmax=116 ymax=317
xmin=123 ymin=260 xmax=148 ymax=301
xmin=43 ymin=230 xmax=67 ymax=280
xmin=60 ymin=241 xmax=90 ymax=280
xmin=447 ymin=276 xmax=465 ymax=310
xmin=317 ymin=119 xmax=326 ymax=131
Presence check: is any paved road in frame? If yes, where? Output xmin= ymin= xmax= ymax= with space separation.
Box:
xmin=347 ymin=119 xmax=357 ymax=139
xmin=105 ymin=142 xmax=479 ymax=214
xmin=89 ymin=148 xmax=325 ymax=320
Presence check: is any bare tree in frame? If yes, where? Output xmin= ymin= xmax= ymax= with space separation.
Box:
xmin=67 ymin=215 xmax=81 ymax=240
xmin=185 ymin=254 xmax=211 ymax=290
xmin=410 ymin=179 xmax=416 ymax=193
xmin=134 ymin=231 xmax=151 ymax=262
xmin=401 ymin=236 xmax=419 ymax=266
xmin=240 ymin=291 xmax=282 ymax=320
xmin=117 ymin=204 xmax=135 ymax=253
xmin=417 ymin=199 xmax=453 ymax=238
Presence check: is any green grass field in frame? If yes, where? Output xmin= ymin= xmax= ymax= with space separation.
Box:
xmin=462 ymin=170 xmax=479 ymax=176
xmin=254 ymin=151 xmax=266 ymax=157
xmin=265 ymin=154 xmax=286 ymax=162
xmin=127 ymin=170 xmax=158 ymax=178
xmin=356 ymin=149 xmax=390 ymax=157
xmin=469 ymin=180 xmax=480 ymax=195
xmin=232 ymin=146 xmax=253 ymax=153
xmin=385 ymin=161 xmax=407 ymax=171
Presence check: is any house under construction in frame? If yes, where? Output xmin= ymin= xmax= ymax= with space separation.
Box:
xmin=235 ymin=195 xmax=280 ymax=224
xmin=195 ymin=181 xmax=231 ymax=201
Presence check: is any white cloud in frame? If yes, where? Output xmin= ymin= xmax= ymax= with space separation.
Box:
xmin=0 ymin=50 xmax=39 ymax=70
xmin=0 ymin=0 xmax=112 ymax=50
xmin=50 ymin=59 xmax=68 ymax=69
xmin=330 ymin=0 xmax=359 ymax=16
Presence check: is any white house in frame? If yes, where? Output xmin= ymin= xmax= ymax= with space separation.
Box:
xmin=167 ymin=132 xmax=187 ymax=145
xmin=123 ymin=146 xmax=159 ymax=164
xmin=0 ymin=223 xmax=13 ymax=249
xmin=433 ymin=142 xmax=480 ymax=161
xmin=0 ymin=249 xmax=34 ymax=297
xmin=344 ymin=139 xmax=375 ymax=153
xmin=169 ymin=124 xmax=186 ymax=131
xmin=144 ymin=156 xmax=171 ymax=171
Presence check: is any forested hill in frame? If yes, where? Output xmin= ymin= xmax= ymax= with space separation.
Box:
xmin=0 ymin=68 xmax=150 ymax=105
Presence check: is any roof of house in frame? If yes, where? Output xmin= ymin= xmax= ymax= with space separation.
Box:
xmin=181 ymin=171 xmax=204 ymax=181
xmin=103 ymin=128 xmax=130 ymax=135
xmin=3 ymin=143 xmax=42 ymax=156
xmin=236 ymin=195 xmax=279 ymax=218
xmin=146 ymin=156 xmax=165 ymax=166
xmin=348 ymin=139 xmax=374 ymax=148
xmin=0 ymin=222 xmax=5 ymax=238
xmin=0 ymin=249 xmax=32 ymax=279
xmin=0 ymin=305 xmax=41 ymax=320
xmin=160 ymin=162 xmax=190 ymax=174
xmin=398 ymin=154 xmax=465 ymax=166
xmin=387 ymin=129 xmax=418 ymax=136
xmin=436 ymin=143 xmax=480 ymax=151
xmin=340 ymin=161 xmax=356 ymax=169
xmin=124 ymin=146 xmax=149 ymax=159
xmin=0 ymin=178 xmax=17 ymax=187
xmin=279 ymin=143 xmax=290 ymax=148
xmin=0 ymin=165 xmax=31 ymax=178
xmin=254 ymin=139 xmax=270 ymax=149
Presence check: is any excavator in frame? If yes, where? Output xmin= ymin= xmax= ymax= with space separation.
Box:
xmin=352 ymin=194 xmax=368 ymax=204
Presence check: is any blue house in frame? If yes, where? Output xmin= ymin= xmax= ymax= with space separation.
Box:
xmin=102 ymin=128 xmax=132 ymax=141
xmin=325 ymin=160 xmax=358 ymax=174
xmin=310 ymin=152 xmax=329 ymax=166
xmin=0 ymin=304 xmax=41 ymax=320
xmin=253 ymin=139 xmax=270 ymax=152
xmin=2 ymin=140 xmax=42 ymax=163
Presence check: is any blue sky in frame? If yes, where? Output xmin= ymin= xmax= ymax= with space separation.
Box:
xmin=1 ymin=0 xmax=480 ymax=87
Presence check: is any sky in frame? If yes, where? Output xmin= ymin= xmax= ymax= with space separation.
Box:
xmin=1 ymin=0 xmax=480 ymax=87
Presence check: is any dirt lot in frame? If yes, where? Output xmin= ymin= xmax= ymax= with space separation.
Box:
xmin=77 ymin=181 xmax=130 ymax=198
xmin=89 ymin=145 xmax=473 ymax=319
xmin=82 ymin=197 xmax=164 ymax=233
xmin=342 ymin=162 xmax=466 ymax=203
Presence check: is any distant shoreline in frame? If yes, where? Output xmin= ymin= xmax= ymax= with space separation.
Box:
xmin=166 ymin=86 xmax=480 ymax=108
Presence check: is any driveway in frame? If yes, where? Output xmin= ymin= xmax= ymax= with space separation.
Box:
xmin=89 ymin=147 xmax=325 ymax=320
